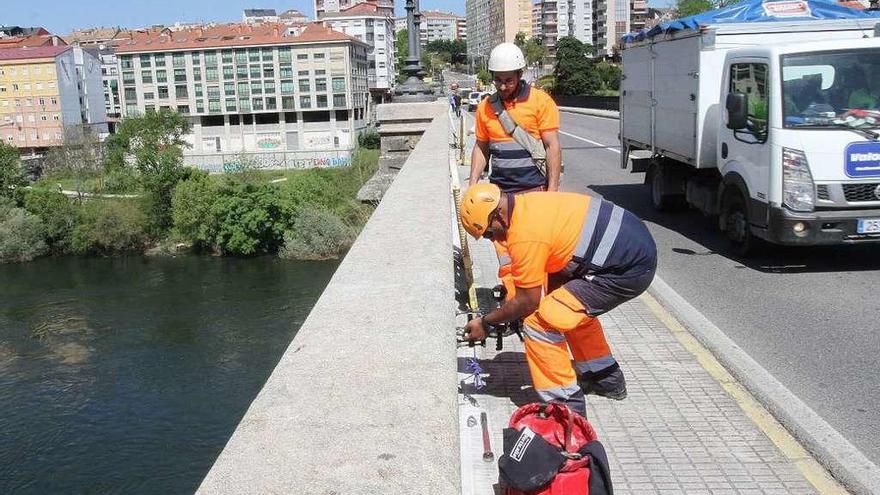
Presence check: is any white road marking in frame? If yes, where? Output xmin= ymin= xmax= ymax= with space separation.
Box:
xmin=558 ymin=130 xmax=621 ymax=154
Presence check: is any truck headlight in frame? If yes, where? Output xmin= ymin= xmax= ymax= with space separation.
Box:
xmin=782 ymin=148 xmax=815 ymax=212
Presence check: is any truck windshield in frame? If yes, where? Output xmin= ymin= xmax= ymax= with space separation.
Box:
xmin=782 ymin=48 xmax=880 ymax=130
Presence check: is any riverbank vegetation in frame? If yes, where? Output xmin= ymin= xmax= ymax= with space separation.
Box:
xmin=0 ymin=110 xmax=379 ymax=264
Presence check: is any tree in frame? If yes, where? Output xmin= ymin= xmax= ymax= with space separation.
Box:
xmin=554 ymin=37 xmax=601 ymax=96
xmin=514 ymin=32 xmax=528 ymax=49
xmin=675 ymin=0 xmax=716 ymax=18
xmin=0 ymin=142 xmax=24 ymax=202
xmin=44 ymin=125 xmax=104 ymax=199
xmin=523 ymin=36 xmax=549 ymax=79
xmin=424 ymin=39 xmax=467 ymax=67
xmin=105 ymin=109 xmax=192 ymax=233
xmin=396 ymin=29 xmax=409 ymax=82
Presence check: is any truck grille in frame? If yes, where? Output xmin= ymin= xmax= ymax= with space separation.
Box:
xmin=843 ymin=183 xmax=880 ymax=202
xmin=816 ymin=184 xmax=830 ymax=200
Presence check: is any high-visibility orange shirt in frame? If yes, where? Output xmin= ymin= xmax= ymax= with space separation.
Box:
xmin=474 ymin=84 xmax=560 ymax=143
xmin=505 ymin=192 xmax=591 ymax=288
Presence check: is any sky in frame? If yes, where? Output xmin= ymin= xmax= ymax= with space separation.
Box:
xmin=2 ymin=0 xmax=465 ymax=35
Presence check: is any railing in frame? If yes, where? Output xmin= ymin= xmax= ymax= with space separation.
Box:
xmin=553 ymin=94 xmax=620 ymax=111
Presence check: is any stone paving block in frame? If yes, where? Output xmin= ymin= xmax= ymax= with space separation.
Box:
xmin=451 ymin=120 xmax=823 ymax=495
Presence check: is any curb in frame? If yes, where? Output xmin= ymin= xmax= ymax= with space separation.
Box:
xmin=558 ymin=106 xmax=620 ymax=119
xmin=648 ymin=275 xmax=880 ymax=495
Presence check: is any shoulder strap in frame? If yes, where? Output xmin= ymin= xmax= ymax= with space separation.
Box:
xmin=488 ymin=92 xmax=547 ymax=177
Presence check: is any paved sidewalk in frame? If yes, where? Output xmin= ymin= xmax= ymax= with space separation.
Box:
xmin=451 ymin=113 xmax=842 ymax=494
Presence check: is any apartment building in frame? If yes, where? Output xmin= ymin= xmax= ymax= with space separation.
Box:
xmin=456 ymin=18 xmax=467 ymax=41
xmin=243 ymin=9 xmax=280 ymax=24
xmin=65 ymin=28 xmax=125 ymax=121
xmin=280 ymin=10 xmax=311 ymax=24
xmin=115 ymin=23 xmax=369 ymax=159
xmin=466 ymin=0 xmax=525 ymax=61
xmin=593 ymin=0 xmax=629 ymax=56
xmin=320 ymin=3 xmax=395 ymax=99
xmin=0 ymin=46 xmax=107 ymax=153
xmin=315 ymin=0 xmax=393 ymax=19
xmin=394 ymin=10 xmax=465 ymax=45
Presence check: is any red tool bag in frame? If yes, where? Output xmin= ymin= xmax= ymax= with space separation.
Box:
xmin=498 ymin=402 xmax=613 ymax=495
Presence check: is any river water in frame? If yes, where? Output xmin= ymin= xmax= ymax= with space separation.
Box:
xmin=0 ymin=256 xmax=338 ymax=494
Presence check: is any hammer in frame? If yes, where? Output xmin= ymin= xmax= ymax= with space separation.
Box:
xmin=480 ymin=412 xmax=494 ymax=462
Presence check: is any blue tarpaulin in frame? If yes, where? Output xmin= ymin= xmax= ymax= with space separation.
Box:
xmin=622 ymin=0 xmax=880 ymax=42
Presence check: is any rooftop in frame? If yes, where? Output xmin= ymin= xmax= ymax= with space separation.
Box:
xmin=243 ymin=9 xmax=278 ymax=17
xmin=320 ymin=2 xmax=395 ymax=18
xmin=0 ymin=45 xmax=70 ymax=62
xmin=114 ymin=22 xmax=367 ymax=54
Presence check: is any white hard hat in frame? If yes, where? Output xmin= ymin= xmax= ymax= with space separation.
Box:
xmin=488 ymin=43 xmax=525 ymax=72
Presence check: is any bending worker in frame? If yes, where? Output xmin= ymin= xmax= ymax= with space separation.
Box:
xmin=460 ymin=184 xmax=657 ymax=416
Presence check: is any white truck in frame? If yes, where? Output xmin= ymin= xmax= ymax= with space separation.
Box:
xmin=620 ymin=17 xmax=880 ymax=252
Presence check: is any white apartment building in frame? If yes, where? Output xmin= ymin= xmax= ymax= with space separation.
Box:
xmin=115 ymin=23 xmax=369 ymax=165
xmin=394 ymin=11 xmax=465 ymax=46
xmin=593 ymin=0 xmax=629 ymax=56
xmin=315 ymin=0 xmax=393 ymax=19
xmin=466 ymin=0 xmax=525 ymax=62
xmin=320 ymin=3 xmax=395 ymax=99
xmin=243 ymin=9 xmax=280 ymax=24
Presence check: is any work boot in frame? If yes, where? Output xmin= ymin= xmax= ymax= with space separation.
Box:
xmin=579 ymin=363 xmax=627 ymax=401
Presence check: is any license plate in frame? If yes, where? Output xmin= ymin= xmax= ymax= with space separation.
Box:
xmin=857 ymin=218 xmax=880 ymax=234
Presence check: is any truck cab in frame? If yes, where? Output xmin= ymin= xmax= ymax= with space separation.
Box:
xmin=719 ymin=39 xmax=880 ymax=246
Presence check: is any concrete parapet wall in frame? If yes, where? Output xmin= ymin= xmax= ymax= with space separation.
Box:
xmin=197 ymin=108 xmax=459 ymax=494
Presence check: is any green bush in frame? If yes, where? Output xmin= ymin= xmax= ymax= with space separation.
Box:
xmin=100 ymin=166 xmax=141 ymax=194
xmin=71 ymin=199 xmax=148 ymax=255
xmin=0 ymin=207 xmax=48 ymax=263
xmin=171 ymin=171 xmax=219 ymax=250
xmin=358 ymin=128 xmax=380 ymax=149
xmin=210 ymin=179 xmax=293 ymax=256
xmin=23 ymin=188 xmax=77 ymax=251
xmin=280 ymin=208 xmax=356 ymax=260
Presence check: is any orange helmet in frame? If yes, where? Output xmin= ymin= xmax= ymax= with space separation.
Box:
xmin=460 ymin=183 xmax=501 ymax=238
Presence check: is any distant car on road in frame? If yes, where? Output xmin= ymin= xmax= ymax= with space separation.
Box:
xmin=467 ymin=91 xmax=482 ymax=111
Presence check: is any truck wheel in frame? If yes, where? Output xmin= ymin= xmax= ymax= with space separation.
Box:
xmin=720 ymin=190 xmax=755 ymax=256
xmin=649 ymin=165 xmax=685 ymax=212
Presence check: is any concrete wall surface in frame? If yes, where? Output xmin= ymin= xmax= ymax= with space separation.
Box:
xmin=197 ymin=105 xmax=459 ymax=494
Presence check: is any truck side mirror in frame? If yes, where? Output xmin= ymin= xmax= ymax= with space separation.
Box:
xmin=726 ymin=93 xmax=748 ymax=130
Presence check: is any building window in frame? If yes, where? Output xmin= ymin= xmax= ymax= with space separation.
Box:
xmin=123 ymin=72 xmax=135 ymax=84
xmin=224 ymin=82 xmax=235 ymax=96
xmin=158 ymin=86 xmax=169 ymax=99
xmin=155 ymin=54 xmax=166 ymax=67
xmin=195 ymin=84 xmax=204 ymax=97
xmin=142 ymin=71 xmax=153 ymax=83
xmin=314 ymin=53 xmax=325 ymax=60
xmin=192 ymin=52 xmax=201 ymax=65
xmin=223 ymin=66 xmax=234 ymax=79
xmin=297 ymin=53 xmax=308 ymax=60
xmin=173 ymin=53 xmax=186 ymax=67
xmin=298 ymin=70 xmax=309 ymax=76
xmin=264 ymin=80 xmax=275 ymax=94
xmin=282 ymin=96 xmax=295 ymax=109
xmin=317 ymin=95 xmax=327 ymax=108
xmin=124 ymin=88 xmax=137 ymax=101
xmin=316 ymin=79 xmax=327 ymax=92
xmin=206 ymin=67 xmax=218 ymax=82
xmin=237 ymin=66 xmax=248 ymax=79
xmin=121 ymin=56 xmax=133 ymax=69
xmin=178 ymin=105 xmax=190 ymax=114
xmin=50 ymin=97 xmax=57 ymax=105
xmin=281 ymin=80 xmax=294 ymax=94
xmin=300 ymin=95 xmax=311 ymax=108
xmin=332 ymin=77 xmax=345 ymax=91
xmin=222 ymin=50 xmax=233 ymax=64
xmin=176 ymin=85 xmax=188 ymax=99
xmin=263 ymin=67 xmax=275 ymax=79
xmin=126 ymin=104 xmax=139 ymax=115
xmin=252 ymin=98 xmax=264 ymax=111
xmin=298 ymin=79 xmax=310 ymax=92
xmin=207 ymin=86 xmax=221 ymax=99
xmin=266 ymin=97 xmax=277 ymax=110
xmin=333 ymin=94 xmax=346 ymax=107
xmin=262 ymin=48 xmax=274 ymax=61
xmin=238 ymin=98 xmax=250 ymax=111
xmin=335 ymin=109 xmax=348 ymax=121
xmin=205 ymin=52 xmax=218 ymax=67
xmin=208 ymin=99 xmax=221 ymax=113
xmin=144 ymin=92 xmax=154 ymax=100
xmin=249 ymin=50 xmax=261 ymax=63
xmin=196 ymin=101 xmax=204 ymax=113
xmin=251 ymin=82 xmax=262 ymax=95
xmin=174 ymin=69 xmax=187 ymax=82
xmin=225 ymin=98 xmax=236 ymax=111
xmin=156 ymin=70 xmax=167 ymax=83
xmin=53 ymin=114 xmax=60 ymax=121
xmin=38 ymin=98 xmax=45 ymax=106
xmin=280 ymin=67 xmax=293 ymax=78
xmin=235 ymin=50 xmax=248 ymax=64
xmin=279 ymin=49 xmax=292 ymax=63
xmin=193 ymin=67 xmax=202 ymax=80
xmin=40 ymin=115 xmax=47 ymax=121
xmin=249 ymin=67 xmax=261 ymax=79
xmin=237 ymin=82 xmax=250 ymax=96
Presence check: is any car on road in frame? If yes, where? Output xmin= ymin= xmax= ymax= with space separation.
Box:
xmin=467 ymin=91 xmax=493 ymax=111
